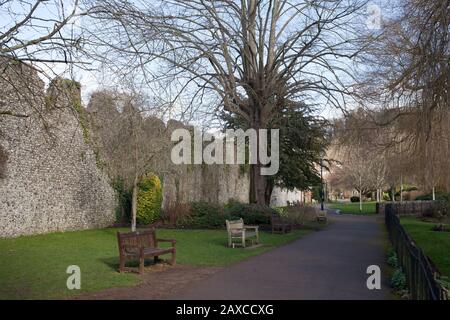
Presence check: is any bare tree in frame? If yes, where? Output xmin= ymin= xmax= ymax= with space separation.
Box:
xmin=357 ymin=0 xmax=449 ymax=193
xmin=0 ymin=0 xmax=91 ymax=126
xmin=366 ymin=153 xmax=386 ymax=202
xmin=329 ymin=109 xmax=395 ymax=206
xmin=86 ymin=0 xmax=367 ymax=204
xmin=0 ymin=0 xmax=85 ymax=64
xmin=87 ymin=90 xmax=170 ymax=231
xmin=334 ymin=143 xmax=375 ymax=211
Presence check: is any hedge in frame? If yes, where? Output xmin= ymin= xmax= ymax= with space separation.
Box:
xmin=171 ymin=200 xmax=276 ymax=228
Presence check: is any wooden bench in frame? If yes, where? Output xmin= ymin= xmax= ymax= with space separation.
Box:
xmin=271 ymin=215 xmax=292 ymax=234
xmin=316 ymin=209 xmax=328 ymax=222
xmin=117 ymin=228 xmax=176 ymax=274
xmin=226 ymin=218 xmax=259 ymax=248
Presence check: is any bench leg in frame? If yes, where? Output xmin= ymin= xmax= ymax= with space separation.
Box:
xmin=170 ymin=250 xmax=176 ymax=265
xmin=242 ymin=236 xmax=246 ymax=248
xmin=119 ymin=257 xmax=125 ymax=273
xmin=154 ymin=256 xmax=159 ymax=263
xmin=139 ymin=252 xmax=145 ymax=274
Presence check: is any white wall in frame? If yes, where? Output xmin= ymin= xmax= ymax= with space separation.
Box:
xmin=270 ymin=186 xmax=304 ymax=207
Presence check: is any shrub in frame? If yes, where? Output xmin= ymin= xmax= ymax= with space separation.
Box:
xmin=416 ymin=192 xmax=450 ymax=216
xmin=387 ymin=255 xmax=398 ymax=268
xmin=188 ymin=201 xmax=226 ymax=228
xmin=165 ymin=200 xmax=278 ymax=228
xmin=387 ymin=248 xmax=398 ymax=268
xmin=275 ymin=204 xmax=317 ymax=225
xmin=415 ymin=192 xmax=450 ymax=202
xmin=171 ymin=201 xmax=228 ymax=228
xmin=224 ymin=200 xmax=275 ymax=225
xmin=136 ymin=173 xmax=162 ymax=225
xmin=162 ymin=203 xmax=191 ymax=226
xmin=191 ymin=201 xmax=223 ymax=217
xmin=391 ymin=268 xmax=407 ymax=291
xmin=432 ymin=201 xmax=449 ymax=219
xmin=350 ymin=196 xmax=360 ymax=203
xmin=112 ymin=176 xmax=132 ymax=223
xmin=420 ymin=200 xmax=449 ymax=220
xmin=273 ymin=206 xmax=286 ymax=216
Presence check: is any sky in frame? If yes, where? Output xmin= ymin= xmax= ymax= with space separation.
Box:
xmin=1 ymin=0 xmax=395 ymax=126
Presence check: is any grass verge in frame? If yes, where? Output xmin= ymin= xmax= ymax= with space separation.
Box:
xmin=327 ymin=201 xmax=377 ymax=215
xmin=0 ymin=227 xmax=313 ymax=299
xmin=400 ymin=217 xmax=450 ymax=279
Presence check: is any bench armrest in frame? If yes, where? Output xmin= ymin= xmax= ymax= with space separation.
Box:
xmin=244 ymin=225 xmax=259 ymax=231
xmin=157 ymin=238 xmax=177 ymax=246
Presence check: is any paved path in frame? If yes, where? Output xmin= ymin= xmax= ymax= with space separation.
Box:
xmin=170 ymin=213 xmax=393 ymax=300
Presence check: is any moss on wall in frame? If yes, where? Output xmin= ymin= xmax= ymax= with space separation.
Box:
xmin=73 ymin=100 xmax=90 ymax=143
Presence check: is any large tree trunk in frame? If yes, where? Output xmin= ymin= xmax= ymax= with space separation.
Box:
xmin=250 ymin=162 xmax=267 ymax=204
xmin=265 ymin=179 xmax=274 ymax=206
xmin=248 ymin=108 xmax=267 ymax=205
xmin=131 ymin=175 xmax=139 ymax=232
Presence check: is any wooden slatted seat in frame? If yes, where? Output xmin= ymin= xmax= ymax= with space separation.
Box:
xmin=117 ymin=228 xmax=176 ymax=274
xmin=226 ymin=218 xmax=259 ymax=248
xmin=271 ymin=215 xmax=292 ymax=234
xmin=316 ymin=209 xmax=328 ymax=222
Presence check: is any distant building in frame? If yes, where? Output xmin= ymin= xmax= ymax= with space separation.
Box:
xmin=270 ymin=187 xmax=312 ymax=207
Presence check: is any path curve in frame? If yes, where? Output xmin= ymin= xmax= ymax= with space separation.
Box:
xmin=170 ymin=213 xmax=393 ymax=300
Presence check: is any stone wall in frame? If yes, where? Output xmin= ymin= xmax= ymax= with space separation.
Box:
xmin=85 ymin=98 xmax=251 ymax=213
xmin=162 ymin=163 xmax=250 ymax=210
xmin=0 ymin=59 xmax=249 ymax=238
xmin=161 ymin=120 xmax=250 ymax=208
xmin=0 ymin=57 xmax=261 ymax=239
xmin=0 ymin=60 xmax=116 ymax=238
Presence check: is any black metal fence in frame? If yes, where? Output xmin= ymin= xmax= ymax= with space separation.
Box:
xmin=385 ymin=203 xmax=448 ymax=300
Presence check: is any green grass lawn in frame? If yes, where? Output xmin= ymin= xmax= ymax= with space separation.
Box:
xmin=0 ymin=227 xmax=312 ymax=299
xmin=327 ymin=201 xmax=377 ymax=215
xmin=400 ymin=217 xmax=450 ymax=279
